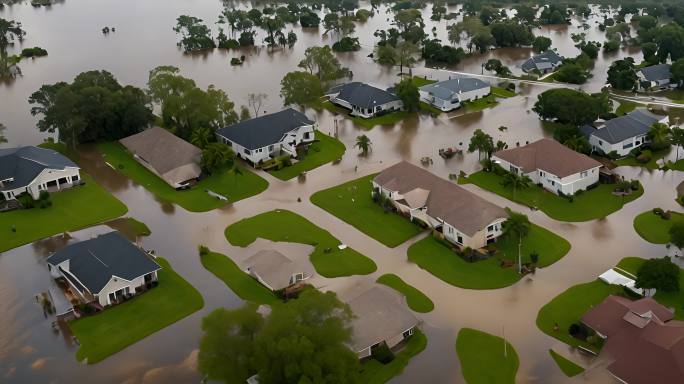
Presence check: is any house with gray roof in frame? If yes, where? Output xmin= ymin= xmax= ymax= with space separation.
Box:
xmin=216 ymin=108 xmax=315 ymax=166
xmin=0 ymin=146 xmax=81 ymax=201
xmin=47 ymin=231 xmax=161 ymax=308
xmin=637 ymin=64 xmax=677 ymax=91
xmin=346 ymin=286 xmax=420 ymax=359
xmin=419 ymin=77 xmax=491 ymax=111
xmin=583 ymin=109 xmax=669 ymax=156
xmin=119 ymin=127 xmax=202 ymax=189
xmin=373 ymin=161 xmax=508 ymax=249
xmin=521 ymin=50 xmax=564 ymax=74
xmin=326 ymin=82 xmax=403 ymax=118
xmin=242 ymin=250 xmax=312 ymax=291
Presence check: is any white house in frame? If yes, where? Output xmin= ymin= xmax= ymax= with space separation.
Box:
xmin=216 ymin=108 xmax=315 ymax=166
xmin=242 ymin=249 xmax=311 ymax=291
xmin=582 ymin=109 xmax=669 ymax=157
xmin=326 ymin=82 xmax=404 ymax=118
xmin=419 ymin=77 xmax=491 ymax=111
xmin=46 ymin=231 xmax=161 ymax=308
xmin=492 ymin=138 xmax=602 ymax=196
xmin=346 ymin=286 xmax=420 ymax=359
xmin=0 ymin=146 xmax=81 ymax=200
xmin=637 ymin=64 xmax=677 ymax=91
xmin=373 ymin=161 xmax=508 ymax=249
xmin=521 ymin=50 xmax=564 ymax=74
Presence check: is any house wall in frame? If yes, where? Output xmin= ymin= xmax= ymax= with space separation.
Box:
xmin=96 ymin=271 xmax=158 ymax=307
xmin=330 ymin=97 xmax=403 ymax=119
xmin=218 ymin=125 xmax=315 ymax=166
xmin=442 ymin=218 xmax=505 ymax=249
xmin=419 ymin=86 xmax=491 ymax=112
xmin=2 ymin=166 xmax=81 ymax=200
xmin=589 ymin=134 xmax=650 ymax=157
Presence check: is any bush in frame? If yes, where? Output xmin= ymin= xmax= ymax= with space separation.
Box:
xmin=636 ymin=149 xmax=652 ymax=163
xmin=653 ymin=207 xmax=665 ymax=216
xmin=630 ymin=179 xmax=640 ymax=191
xmin=332 ymin=37 xmax=361 ymax=52
xmin=17 ymin=193 xmax=35 ymax=209
xmin=198 ymin=245 xmax=209 ymax=256
xmin=230 ymin=57 xmax=243 ymax=66
xmin=219 ymin=39 xmax=240 ymax=49
xmin=371 ymin=342 xmax=395 ymax=364
xmin=21 ymin=46 xmax=48 ymax=58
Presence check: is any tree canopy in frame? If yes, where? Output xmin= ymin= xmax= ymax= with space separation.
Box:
xmin=280 ymin=71 xmax=323 ymax=106
xmin=394 ymin=77 xmax=419 ymax=112
xmin=298 ymin=46 xmax=351 ymax=84
xmin=636 ymin=257 xmax=680 ymax=293
xmin=29 ymin=70 xmax=153 ymax=147
xmin=607 ymin=58 xmax=637 ymax=90
xmin=533 ymin=89 xmax=612 ymax=126
xmin=173 ymin=15 xmax=216 ymax=53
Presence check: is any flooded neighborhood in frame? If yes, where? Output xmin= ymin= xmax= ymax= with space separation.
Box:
xmin=2 ymin=0 xmax=684 ymax=383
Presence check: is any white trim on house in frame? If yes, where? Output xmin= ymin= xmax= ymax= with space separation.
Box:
xmin=1 ymin=166 xmax=81 ymax=201
xmin=218 ymin=125 xmax=315 ymax=166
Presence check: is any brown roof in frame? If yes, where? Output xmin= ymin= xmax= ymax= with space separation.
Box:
xmin=582 ymin=295 xmax=684 ymax=384
xmin=374 ymin=162 xmax=508 ymax=236
xmin=119 ymin=127 xmax=202 ymax=186
xmin=492 ymin=138 xmax=602 ymax=178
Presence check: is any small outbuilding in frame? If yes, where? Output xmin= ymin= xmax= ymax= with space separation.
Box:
xmin=242 ymin=249 xmax=311 ymax=291
xmin=119 ymin=127 xmax=202 ymax=189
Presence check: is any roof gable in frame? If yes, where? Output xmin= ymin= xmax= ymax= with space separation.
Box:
xmin=119 ymin=127 xmax=202 ymax=176
xmin=216 ymin=108 xmax=313 ymax=150
xmin=638 ymin=64 xmax=671 ymax=82
xmin=592 ymin=109 xmax=663 ymax=144
xmin=328 ymin=82 xmax=400 ymax=109
xmin=0 ymin=146 xmax=78 ymax=191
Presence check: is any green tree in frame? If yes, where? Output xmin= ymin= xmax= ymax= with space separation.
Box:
xmin=671 ymin=221 xmax=684 ymax=250
xmin=532 ymin=36 xmax=552 ymax=53
xmin=468 ymin=128 xmax=494 ymax=160
xmin=394 ymin=77 xmax=419 ymax=112
xmin=642 ymin=42 xmax=658 ymax=64
xmin=501 ymin=171 xmax=532 ymax=199
xmin=262 ymin=16 xmax=285 ymax=48
xmin=298 ymin=46 xmax=351 ymax=84
xmin=190 ymin=126 xmax=212 ymax=149
xmin=671 ymin=127 xmax=684 ymax=161
xmin=0 ymin=17 xmax=26 ymax=49
xmin=648 ymin=122 xmax=671 ymax=150
xmin=173 ymin=15 xmax=215 ymax=53
xmin=395 ymin=40 xmax=420 ymax=75
xmin=490 ymin=21 xmax=534 ymax=47
xmin=355 ymin=134 xmax=371 ymax=155
xmin=514 ymin=5 xmax=536 ymax=24
xmin=280 ymin=71 xmax=323 ymax=106
xmin=502 ymin=208 xmax=531 ymax=273
xmin=672 ymin=58 xmax=684 ymax=87
xmin=484 ymin=59 xmax=511 ymax=77
xmin=533 ymin=89 xmax=612 ymax=126
xmin=636 ymin=256 xmax=680 ymax=293
xmin=201 ymin=142 xmax=235 ymax=173
xmin=607 ymin=58 xmax=637 ymax=90
xmin=655 ymin=23 xmax=684 ymax=62
xmin=554 ymin=63 xmax=589 ymax=84
xmin=239 ymin=105 xmax=251 ymax=121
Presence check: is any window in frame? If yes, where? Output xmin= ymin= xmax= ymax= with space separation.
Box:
xmin=72 ymin=175 xmax=79 ymax=181
xmin=509 ymin=165 xmax=518 ymax=174
xmin=550 ymin=180 xmax=555 ymax=186
xmin=539 ymin=171 xmax=544 ymax=177
xmin=623 ymin=142 xmax=633 ymax=149
xmin=457 ymin=235 xmax=463 ymax=244
xmin=580 ymin=171 xmax=588 ymax=178
xmin=268 ymin=145 xmax=274 ymax=152
xmin=303 ymin=132 xmax=310 ymax=140
xmin=244 ymin=149 xmax=251 ymax=155
xmin=598 ymin=140 xmax=603 ymax=146
xmin=487 ymin=225 xmax=494 ymax=232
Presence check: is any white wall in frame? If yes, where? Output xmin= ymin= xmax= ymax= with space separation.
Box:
xmin=589 ymin=134 xmax=649 ymax=157
xmin=2 ymin=166 xmax=81 ymax=200
xmin=443 ymin=218 xmax=505 ymax=249
xmin=218 ymin=125 xmax=315 ymax=166
xmin=96 ymin=271 xmax=158 ymax=307
xmin=330 ymin=97 xmax=403 ymax=119
xmin=420 ymin=86 xmax=491 ymax=112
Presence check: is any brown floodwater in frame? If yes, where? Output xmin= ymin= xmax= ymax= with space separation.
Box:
xmin=0 ymin=1 xmax=680 ymax=383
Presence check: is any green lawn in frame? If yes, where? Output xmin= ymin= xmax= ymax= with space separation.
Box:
xmin=310 ymin=174 xmax=424 ymax=247
xmin=69 ymin=258 xmax=204 ymax=363
xmin=97 ymin=141 xmax=268 ymax=212
xmin=456 ymin=328 xmax=519 ymax=384
xmin=358 ymin=329 xmax=427 ymax=383
xmin=410 ymin=77 xmax=436 ymax=87
xmin=268 ymin=131 xmax=346 ymax=181
xmin=491 ymin=86 xmax=516 ymax=98
xmin=322 ymin=101 xmax=410 ymax=130
xmin=614 ymin=148 xmax=670 ymax=170
xmin=616 ymin=101 xmax=638 ymax=116
xmin=460 ymin=171 xmax=643 ymax=222
xmin=633 ymin=210 xmax=684 ymax=244
xmin=407 ymin=225 xmax=570 ymax=290
xmin=0 ymin=173 xmax=128 ymax=253
xmin=200 ymin=251 xmax=278 ymax=305
xmin=377 ymin=274 xmax=434 ymax=313
xmin=549 ymin=349 xmax=585 ymax=377
xmin=617 ymin=257 xmax=684 ymax=320
xmin=105 ymin=217 xmax=151 ymax=237
xmin=225 ymin=210 xmax=376 ymax=278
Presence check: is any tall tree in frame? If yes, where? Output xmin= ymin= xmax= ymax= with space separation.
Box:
xmin=672 ymin=58 xmax=684 ymax=87
xmin=173 ymin=15 xmax=216 ymax=53
xmin=190 ymin=126 xmax=212 ymax=149
xmin=636 ymin=257 xmax=680 ymax=293
xmin=247 ymin=93 xmax=267 ymax=117
xmin=355 ymin=134 xmax=371 ymax=155
xmin=501 ymin=172 xmax=532 ymax=199
xmin=280 ymin=71 xmax=323 ymax=106
xmin=532 ymin=36 xmax=552 ymax=53
xmin=0 ymin=17 xmax=26 ymax=49
xmin=394 ymin=77 xmax=419 ymax=112
xmin=670 ymin=221 xmax=684 ymax=250
xmin=298 ymin=46 xmax=351 ymax=84
xmin=502 ymin=209 xmax=531 ymax=273
xmin=671 ymin=127 xmax=684 ymax=161
xmin=648 ymin=122 xmax=671 ymax=150
xmin=533 ymin=89 xmax=612 ymax=126
xmin=607 ymin=58 xmax=637 ymax=90
xmin=201 ymin=142 xmax=235 ymax=173
xmin=468 ymin=129 xmax=494 ymax=160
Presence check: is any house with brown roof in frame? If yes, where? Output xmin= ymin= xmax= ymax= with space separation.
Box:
xmin=581 ymin=295 xmax=684 ymax=384
xmin=373 ymin=161 xmax=508 ymax=249
xmin=491 ymin=138 xmax=602 ymax=196
xmin=119 ymin=127 xmax=202 ymax=189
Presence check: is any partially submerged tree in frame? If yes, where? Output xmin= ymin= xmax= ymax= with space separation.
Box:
xmin=173 ymin=15 xmax=216 ymax=53
xmin=636 ymin=257 xmax=680 ymax=293
xmin=533 ymin=89 xmax=612 ymax=126
xmin=468 ymin=129 xmax=494 ymax=160
xmin=247 ymin=93 xmax=267 ymax=117
xmin=298 ymin=46 xmax=351 ymax=84
xmin=355 ymin=134 xmax=371 ymax=155
xmin=394 ymin=77 xmax=419 ymax=112
xmin=280 ymin=71 xmax=323 ymax=106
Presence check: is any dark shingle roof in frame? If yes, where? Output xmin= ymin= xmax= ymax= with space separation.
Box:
xmin=419 ymin=77 xmax=490 ymax=100
xmin=638 ymin=64 xmax=671 ymax=82
xmin=328 ymin=82 xmax=400 ymax=109
xmin=216 ymin=108 xmax=313 ymax=150
xmin=47 ymin=232 xmax=161 ymax=294
xmin=0 ymin=146 xmax=78 ymax=192
xmin=521 ymin=51 xmax=564 ymax=72
xmin=591 ymin=109 xmax=663 ymax=144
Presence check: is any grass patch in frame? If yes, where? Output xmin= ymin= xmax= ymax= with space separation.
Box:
xmin=460 ymin=171 xmax=643 ymax=222
xmin=667 ymin=159 xmax=684 ymax=171
xmin=358 ymin=329 xmax=427 ymax=383
xmin=322 ymin=101 xmax=410 ymax=130
xmin=199 ymin=251 xmax=278 ymax=305
xmin=407 ymin=225 xmax=570 ymax=290
xmin=617 ymin=257 xmax=684 ymax=320
xmin=69 ymin=257 xmax=204 ymax=363
xmin=310 ymin=174 xmax=424 ymax=247
xmin=0 ymin=173 xmax=127 ymax=253
xmin=106 ymin=217 xmax=151 ymax=237
xmin=456 ymin=328 xmax=519 ymax=384
xmin=268 ymin=131 xmax=346 ymax=181
xmin=97 ymin=141 xmax=268 ymax=212
xmin=419 ymin=101 xmax=444 ymax=115
xmin=549 ymin=349 xmax=585 ymax=377
xmin=377 ymin=274 xmax=434 ymax=313
xmin=616 ymin=101 xmax=638 ymax=116
xmin=225 ymin=209 xmax=376 ymax=278
xmin=633 ymin=210 xmax=684 ymax=244
xmin=410 ymin=76 xmax=436 ymax=87
xmin=461 ymin=94 xmax=499 ymax=113
xmin=614 ymin=148 xmax=670 ymax=170
xmin=491 ymin=86 xmax=516 ymax=98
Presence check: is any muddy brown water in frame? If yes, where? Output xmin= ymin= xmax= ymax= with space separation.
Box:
xmin=0 ymin=1 xmax=680 ymax=383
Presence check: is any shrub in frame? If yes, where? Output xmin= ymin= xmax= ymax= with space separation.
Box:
xmin=17 ymin=193 xmax=35 ymax=209
xmin=636 ymin=149 xmax=652 ymax=163
xmin=653 ymin=207 xmax=665 ymax=216
xmin=219 ymin=39 xmax=240 ymax=49
xmin=371 ymin=342 xmax=395 ymax=364
xmin=21 ymin=46 xmax=48 ymax=58
xmin=530 ymin=251 xmax=539 ymax=265
xmin=332 ymin=37 xmax=361 ymax=52
xmin=230 ymin=57 xmax=243 ymax=66
xmin=198 ymin=245 xmax=209 ymax=256
xmin=630 ymin=179 xmax=640 ymax=191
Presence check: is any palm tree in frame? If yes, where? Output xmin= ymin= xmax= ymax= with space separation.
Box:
xmin=201 ymin=142 xmax=235 ymax=174
xmin=502 ymin=208 xmax=531 ymax=274
xmin=563 ymin=135 xmax=589 ymax=153
xmin=501 ymin=172 xmax=532 ymax=200
xmin=467 ymin=129 xmax=494 ymax=161
xmin=671 ymin=127 xmax=684 ymax=162
xmin=190 ymin=126 xmax=212 ymax=149
xmin=648 ymin=122 xmax=671 ymax=150
xmin=355 ymin=134 xmax=372 ymax=156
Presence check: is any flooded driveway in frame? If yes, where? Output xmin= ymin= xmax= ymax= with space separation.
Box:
xmin=0 ymin=1 xmax=680 ymax=383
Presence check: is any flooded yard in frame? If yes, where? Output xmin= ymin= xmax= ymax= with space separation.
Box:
xmin=1 ymin=0 xmax=683 ymax=383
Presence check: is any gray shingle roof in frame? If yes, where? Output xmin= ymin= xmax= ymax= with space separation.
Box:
xmin=419 ymin=77 xmax=490 ymax=101
xmin=591 ymin=109 xmax=663 ymax=144
xmin=638 ymin=64 xmax=671 ymax=82
xmin=0 ymin=146 xmax=78 ymax=192
xmin=328 ymin=82 xmax=400 ymax=109
xmin=216 ymin=108 xmax=313 ymax=150
xmin=243 ymin=250 xmax=295 ymax=290
xmin=47 ymin=232 xmax=161 ymax=294
xmin=521 ymin=51 xmax=564 ymax=72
